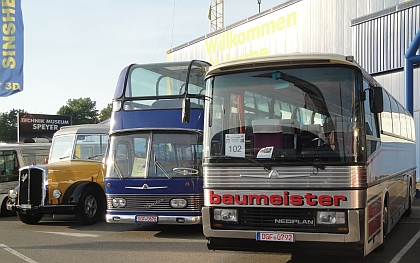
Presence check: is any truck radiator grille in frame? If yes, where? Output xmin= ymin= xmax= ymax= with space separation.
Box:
xmin=18 ymin=167 xmax=44 ymax=206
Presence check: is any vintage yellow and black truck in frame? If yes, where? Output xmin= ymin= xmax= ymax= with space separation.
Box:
xmin=7 ymin=124 xmax=109 ymax=225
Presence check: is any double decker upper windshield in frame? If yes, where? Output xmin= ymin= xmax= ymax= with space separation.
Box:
xmin=205 ymin=66 xmax=363 ymax=164
xmin=106 ymin=131 xmax=203 ymax=179
xmin=120 ymin=61 xmax=208 ymax=110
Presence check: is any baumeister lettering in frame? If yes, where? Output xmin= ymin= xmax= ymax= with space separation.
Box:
xmin=209 ymin=191 xmax=347 ymax=207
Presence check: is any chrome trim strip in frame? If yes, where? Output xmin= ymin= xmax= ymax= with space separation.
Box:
xmin=204 ymin=165 xmax=367 ymax=189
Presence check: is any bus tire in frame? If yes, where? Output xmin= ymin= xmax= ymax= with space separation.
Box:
xmin=403 ymin=183 xmax=412 ymax=217
xmin=75 ymin=186 xmax=103 ymax=225
xmin=18 ymin=212 xmax=43 ymax=224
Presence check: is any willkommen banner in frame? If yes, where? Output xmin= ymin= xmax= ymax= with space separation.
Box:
xmin=0 ymin=0 xmax=23 ymax=97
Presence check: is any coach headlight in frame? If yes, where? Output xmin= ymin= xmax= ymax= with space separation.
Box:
xmin=112 ymin=198 xmax=126 ymax=208
xmin=316 ymin=211 xmax=346 ymax=224
xmin=170 ymin=199 xmax=187 ymax=208
xmin=214 ymin=208 xmax=238 ymax=222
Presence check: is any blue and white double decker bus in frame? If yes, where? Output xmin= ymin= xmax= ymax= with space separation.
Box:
xmin=105 ymin=60 xmax=210 ymax=225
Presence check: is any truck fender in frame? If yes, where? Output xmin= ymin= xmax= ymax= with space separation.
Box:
xmin=62 ymin=182 xmax=104 ymax=205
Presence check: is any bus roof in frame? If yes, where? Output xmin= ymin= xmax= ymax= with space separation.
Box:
xmin=0 ymin=143 xmax=51 ymax=150
xmin=54 ymin=124 xmax=110 ymax=137
xmin=206 ymin=53 xmax=359 ymax=76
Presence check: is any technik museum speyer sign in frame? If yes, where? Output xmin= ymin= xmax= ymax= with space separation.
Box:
xmin=0 ymin=0 xmax=23 ymax=97
xmin=18 ymin=113 xmax=71 ymax=143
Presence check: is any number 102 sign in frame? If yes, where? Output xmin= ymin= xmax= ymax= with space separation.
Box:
xmin=225 ymin=134 xmax=245 ymax=157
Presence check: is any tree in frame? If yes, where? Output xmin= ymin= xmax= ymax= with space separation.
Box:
xmin=99 ymin=103 xmax=112 ymax=123
xmin=57 ymin=97 xmax=98 ymax=125
xmin=0 ymin=109 xmax=27 ymax=142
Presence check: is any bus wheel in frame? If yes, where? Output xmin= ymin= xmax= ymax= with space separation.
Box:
xmin=18 ymin=213 xmax=43 ymax=224
xmin=75 ymin=186 xmax=102 ymax=225
xmin=403 ymin=184 xmax=412 ymax=217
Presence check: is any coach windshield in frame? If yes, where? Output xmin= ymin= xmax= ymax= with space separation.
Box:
xmin=106 ymin=131 xmax=203 ymax=179
xmin=204 ymin=65 xmax=363 ymax=164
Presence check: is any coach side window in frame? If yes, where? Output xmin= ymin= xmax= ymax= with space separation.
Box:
xmin=363 ymin=80 xmax=380 ymax=157
xmin=380 ymin=90 xmax=392 ymax=134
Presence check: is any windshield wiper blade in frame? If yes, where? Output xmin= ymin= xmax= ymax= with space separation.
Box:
xmin=87 ymin=154 xmax=103 ymax=160
xmin=218 ymin=155 xmax=272 ymax=171
xmin=272 ymin=156 xmax=325 ymax=170
xmin=154 ymin=154 xmax=172 ymax=179
xmin=112 ymin=150 xmax=124 ymax=180
xmin=297 ymin=158 xmax=325 ymax=170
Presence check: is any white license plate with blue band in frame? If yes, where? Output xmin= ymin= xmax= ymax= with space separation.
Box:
xmin=256 ymin=232 xmax=294 ymax=242
xmin=136 ymin=215 xmax=158 ymax=223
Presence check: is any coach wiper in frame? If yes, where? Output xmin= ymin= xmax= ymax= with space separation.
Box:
xmin=112 ymin=150 xmax=124 ymax=180
xmin=220 ymin=155 xmax=272 ymax=172
xmin=153 ymin=154 xmax=172 ymax=179
xmin=272 ymin=156 xmax=325 ymax=170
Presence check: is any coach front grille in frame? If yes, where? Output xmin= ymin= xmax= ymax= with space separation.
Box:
xmin=211 ymin=207 xmax=349 ymax=234
xmin=18 ymin=167 xmax=44 ymax=206
xmin=107 ymin=194 xmax=204 ymax=211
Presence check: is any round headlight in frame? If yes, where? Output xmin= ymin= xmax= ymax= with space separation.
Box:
xmin=52 ymin=189 xmax=62 ymax=199
xmin=8 ymin=189 xmax=17 ymax=199
xmin=118 ymin=198 xmax=126 ymax=208
xmin=112 ymin=198 xmax=126 ymax=208
xmin=170 ymin=199 xmax=187 ymax=208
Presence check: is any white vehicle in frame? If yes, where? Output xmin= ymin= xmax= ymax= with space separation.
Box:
xmin=201 ymin=53 xmax=416 ymax=257
xmin=0 ymin=142 xmax=51 ymax=216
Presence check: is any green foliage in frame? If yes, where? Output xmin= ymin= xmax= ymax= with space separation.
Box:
xmin=0 ymin=109 xmax=27 ymax=142
xmin=99 ymin=103 xmax=112 ymax=123
xmin=57 ymin=97 xmax=98 ymax=125
xmin=0 ymin=99 xmax=110 ymax=139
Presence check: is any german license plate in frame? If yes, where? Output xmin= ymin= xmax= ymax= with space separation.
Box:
xmin=135 ymin=215 xmax=158 ymax=223
xmin=256 ymin=232 xmax=294 ymax=242
xmin=20 ymin=204 xmax=32 ymax=209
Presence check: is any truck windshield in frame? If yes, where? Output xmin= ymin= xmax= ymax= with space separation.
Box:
xmin=49 ymin=134 xmax=108 ymax=163
xmin=205 ymin=66 xmax=362 ymax=164
xmin=106 ymin=131 xmax=203 ymax=178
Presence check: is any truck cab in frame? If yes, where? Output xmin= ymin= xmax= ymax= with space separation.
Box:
xmin=7 ymin=124 xmax=109 ymax=225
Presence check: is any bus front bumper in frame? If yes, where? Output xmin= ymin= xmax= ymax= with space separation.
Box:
xmin=106 ymin=213 xmax=202 ymax=225
xmin=202 ymin=207 xmax=362 ymax=243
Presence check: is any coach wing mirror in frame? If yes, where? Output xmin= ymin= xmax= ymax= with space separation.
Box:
xmin=182 ymin=96 xmax=191 ymax=124
xmin=369 ymin=86 xmax=383 ymax=113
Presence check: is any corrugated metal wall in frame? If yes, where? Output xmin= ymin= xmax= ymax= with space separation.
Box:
xmin=351 ymin=1 xmax=420 ymax=180
xmin=351 ymin=1 xmax=420 ymax=74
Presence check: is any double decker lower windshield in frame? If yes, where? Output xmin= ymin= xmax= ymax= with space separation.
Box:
xmin=106 ymin=131 xmax=203 ymax=178
xmin=205 ymin=66 xmax=362 ymax=164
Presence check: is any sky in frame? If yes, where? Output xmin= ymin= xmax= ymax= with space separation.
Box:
xmin=0 ymin=0 xmax=288 ymax=115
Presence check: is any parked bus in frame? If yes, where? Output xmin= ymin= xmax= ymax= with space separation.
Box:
xmin=8 ymin=124 xmax=109 ymax=225
xmin=199 ymin=53 xmax=416 ymax=257
xmin=105 ymin=60 xmax=210 ymax=225
xmin=0 ymin=142 xmax=51 ymax=216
